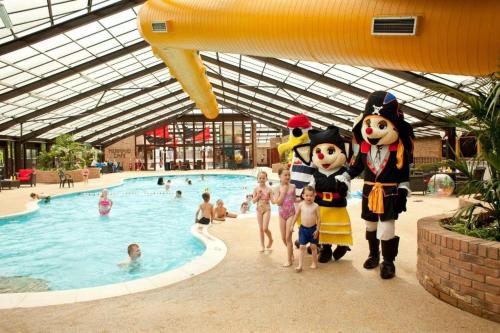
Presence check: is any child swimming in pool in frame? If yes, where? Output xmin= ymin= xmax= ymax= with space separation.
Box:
xmin=30 ymin=192 xmax=50 ymax=203
xmin=195 ymin=192 xmax=213 ymax=225
xmin=98 ymin=189 xmax=113 ymax=216
xmin=118 ymin=243 xmax=141 ymax=268
xmin=272 ymin=168 xmax=297 ymax=267
xmin=213 ymin=199 xmax=238 ymax=221
xmin=240 ymin=201 xmax=249 ymax=214
xmin=252 ymin=171 xmax=273 ymax=252
xmin=292 ymin=186 xmax=320 ymax=273
xmin=165 ymin=179 xmax=171 ymax=191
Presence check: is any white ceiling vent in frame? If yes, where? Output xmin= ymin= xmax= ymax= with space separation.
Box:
xmin=152 ymin=21 xmax=168 ymax=32
xmin=372 ymin=16 xmax=418 ymax=36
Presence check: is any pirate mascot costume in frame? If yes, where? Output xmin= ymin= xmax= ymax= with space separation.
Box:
xmin=294 ymin=126 xmax=353 ymax=262
xmin=338 ymin=91 xmax=414 ymax=279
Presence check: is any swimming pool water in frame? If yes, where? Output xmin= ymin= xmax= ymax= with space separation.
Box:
xmin=0 ymin=175 xmax=259 ymax=292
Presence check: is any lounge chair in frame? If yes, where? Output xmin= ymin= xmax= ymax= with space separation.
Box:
xmin=16 ymin=169 xmax=36 ymax=187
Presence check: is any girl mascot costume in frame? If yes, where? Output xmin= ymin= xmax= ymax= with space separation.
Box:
xmin=338 ymin=91 xmax=414 ymax=279
xmin=294 ymin=126 xmax=353 ymax=262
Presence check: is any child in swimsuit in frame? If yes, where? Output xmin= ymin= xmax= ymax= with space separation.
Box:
xmin=195 ymin=192 xmax=213 ymax=226
xmin=272 ymin=168 xmax=297 ymax=267
xmin=252 ymin=171 xmax=273 ymax=252
xmin=98 ymin=189 xmax=113 ymax=216
xmin=213 ymin=199 xmax=238 ymax=222
xmin=82 ymin=167 xmax=89 ymax=184
xmin=292 ymin=185 xmax=320 ymax=272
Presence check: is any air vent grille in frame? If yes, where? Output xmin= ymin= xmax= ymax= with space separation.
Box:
xmin=372 ymin=16 xmax=417 ymax=35
xmin=152 ymin=21 xmax=168 ymax=32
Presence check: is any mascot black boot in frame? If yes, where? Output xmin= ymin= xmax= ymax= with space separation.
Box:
xmin=332 ymin=245 xmax=351 ymax=261
xmin=380 ymin=236 xmax=399 ymax=279
xmin=319 ymin=244 xmax=333 ymax=263
xmin=363 ymin=230 xmax=380 ymax=269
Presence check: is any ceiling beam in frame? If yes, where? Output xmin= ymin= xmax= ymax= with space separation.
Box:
xmin=250 ymin=56 xmax=442 ymax=125
xmin=20 ymin=78 xmax=179 ymax=143
xmin=201 ymin=55 xmax=362 ymax=119
xmin=214 ymin=86 xmax=351 ymax=137
xmin=217 ymin=99 xmax=286 ymax=131
xmin=67 ymin=88 xmax=183 ymax=137
xmin=216 ymin=94 xmax=295 ymax=128
xmin=0 ymin=63 xmax=166 ymax=132
xmin=95 ymin=103 xmax=195 ymax=146
xmin=0 ymin=0 xmax=146 ymax=56
xmin=206 ymin=71 xmax=353 ymax=127
xmin=378 ymin=70 xmax=474 ymax=103
xmin=78 ymin=96 xmax=191 ymax=143
xmin=0 ymin=40 xmax=149 ymax=102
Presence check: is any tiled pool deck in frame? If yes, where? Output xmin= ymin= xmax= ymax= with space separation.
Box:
xmin=0 ymin=169 xmax=498 ymax=332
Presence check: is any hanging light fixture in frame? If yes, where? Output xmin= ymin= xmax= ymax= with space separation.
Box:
xmin=0 ymin=2 xmax=12 ymax=29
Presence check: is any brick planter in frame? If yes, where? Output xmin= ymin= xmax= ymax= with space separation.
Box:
xmin=34 ymin=168 xmax=101 ymax=184
xmin=417 ymin=215 xmax=500 ymax=322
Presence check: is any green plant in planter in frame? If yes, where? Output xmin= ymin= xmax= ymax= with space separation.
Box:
xmin=430 ymin=75 xmax=499 ymax=241
xmin=36 ymin=135 xmax=101 ymax=171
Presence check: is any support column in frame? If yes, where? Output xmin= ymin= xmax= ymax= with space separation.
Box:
xmin=446 ymin=128 xmax=456 ymax=160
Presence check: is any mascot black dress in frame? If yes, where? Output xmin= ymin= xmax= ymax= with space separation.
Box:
xmin=294 ymin=126 xmax=353 ymax=263
xmin=338 ymin=91 xmax=414 ymax=279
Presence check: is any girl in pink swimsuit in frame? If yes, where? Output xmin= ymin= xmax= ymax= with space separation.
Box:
xmin=252 ymin=171 xmax=273 ymax=252
xmin=98 ymin=189 xmax=113 ymax=216
xmin=272 ymin=168 xmax=297 ymax=267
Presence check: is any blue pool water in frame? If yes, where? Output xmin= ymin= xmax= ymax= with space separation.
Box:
xmin=0 ymin=175 xmax=259 ymax=291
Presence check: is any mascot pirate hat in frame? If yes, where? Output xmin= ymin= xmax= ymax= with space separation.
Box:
xmin=310 ymin=125 xmax=346 ymax=155
xmin=352 ymin=91 xmax=414 ymax=158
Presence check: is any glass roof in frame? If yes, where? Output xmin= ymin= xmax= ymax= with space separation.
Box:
xmin=0 ymin=1 xmax=476 ymax=145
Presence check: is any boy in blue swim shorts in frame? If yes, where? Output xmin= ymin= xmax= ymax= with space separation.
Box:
xmin=292 ymin=185 xmax=320 ymax=272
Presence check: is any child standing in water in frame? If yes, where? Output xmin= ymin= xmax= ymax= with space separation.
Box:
xmin=252 ymin=171 xmax=273 ymax=252
xmin=272 ymin=168 xmax=297 ymax=267
xmin=292 ymin=186 xmax=320 ymax=272
xmin=98 ymin=189 xmax=113 ymax=216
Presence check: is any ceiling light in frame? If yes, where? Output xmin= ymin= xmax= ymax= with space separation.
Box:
xmin=0 ymin=3 xmax=13 ymax=29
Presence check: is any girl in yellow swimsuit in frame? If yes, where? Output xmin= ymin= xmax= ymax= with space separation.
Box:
xmin=253 ymin=171 xmax=273 ymax=252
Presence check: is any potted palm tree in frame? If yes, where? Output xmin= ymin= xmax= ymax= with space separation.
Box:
xmin=436 ymin=76 xmax=499 ymax=241
xmin=416 ymin=75 xmax=499 ymax=322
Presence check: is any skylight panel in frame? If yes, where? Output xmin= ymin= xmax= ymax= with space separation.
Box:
xmin=30 ymin=61 xmax=65 ymax=77
xmin=51 ymin=0 xmax=87 ymax=17
xmin=32 ymin=34 xmax=72 ymax=53
xmin=100 ymin=8 xmax=135 ymax=28
xmin=325 ymin=68 xmax=356 ymax=84
xmin=1 ymin=72 xmax=36 ymax=86
xmin=45 ymin=42 xmax=83 ymax=59
xmin=17 ymin=53 xmax=52 ymax=70
xmin=116 ymin=30 xmax=141 ymax=45
xmin=1 ymin=46 xmax=39 ymax=64
xmin=78 ymin=30 xmax=112 ymax=48
xmin=297 ymin=61 xmax=330 ymax=74
xmin=58 ymin=49 xmax=94 ymax=66
xmin=0 ymin=64 xmax=21 ymax=79
xmin=66 ymin=21 xmax=103 ymax=40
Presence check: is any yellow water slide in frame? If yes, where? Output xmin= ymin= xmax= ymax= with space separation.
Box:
xmin=138 ymin=0 xmax=499 ymax=119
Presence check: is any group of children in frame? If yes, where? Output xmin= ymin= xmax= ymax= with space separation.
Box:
xmin=195 ymin=193 xmax=238 ymax=225
xmin=253 ymin=169 xmax=320 ymax=273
